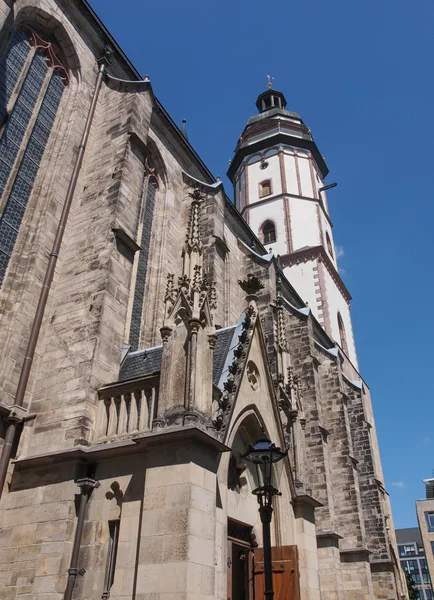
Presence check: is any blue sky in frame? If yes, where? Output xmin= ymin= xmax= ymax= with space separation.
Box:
xmin=88 ymin=0 xmax=434 ymax=528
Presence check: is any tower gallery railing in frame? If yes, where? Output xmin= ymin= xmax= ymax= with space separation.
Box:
xmin=96 ymin=376 xmax=159 ymax=441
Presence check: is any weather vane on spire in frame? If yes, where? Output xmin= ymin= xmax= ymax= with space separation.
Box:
xmin=267 ymin=75 xmax=274 ymax=89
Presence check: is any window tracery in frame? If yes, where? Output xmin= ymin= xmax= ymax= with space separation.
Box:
xmin=0 ymin=26 xmax=67 ymax=286
xmin=128 ymin=157 xmax=159 ymax=350
xmin=246 ymin=360 xmax=260 ymax=391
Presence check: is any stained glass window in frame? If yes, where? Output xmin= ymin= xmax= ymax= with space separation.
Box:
xmin=0 ymin=27 xmax=67 ymax=286
xmin=128 ymin=177 xmax=158 ymax=350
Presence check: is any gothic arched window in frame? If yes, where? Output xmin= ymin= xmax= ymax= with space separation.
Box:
xmin=128 ymin=158 xmax=159 ymax=350
xmin=326 ymin=232 xmax=334 ymax=258
xmin=0 ymin=27 xmax=68 ymax=286
xmin=259 ymin=179 xmax=272 ymax=198
xmin=262 ymin=220 xmax=276 ymax=245
xmin=337 ymin=312 xmax=348 ymax=355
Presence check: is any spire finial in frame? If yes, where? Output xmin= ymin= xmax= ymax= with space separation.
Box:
xmin=181 ymin=118 xmax=188 ymax=140
xmin=267 ymin=74 xmax=274 ymax=89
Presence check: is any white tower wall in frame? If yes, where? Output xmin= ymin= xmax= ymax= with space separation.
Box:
xmin=322 ymin=266 xmax=356 ymax=360
xmin=289 ymin=196 xmax=321 ymax=249
xmin=283 ymin=261 xmax=319 ymax=313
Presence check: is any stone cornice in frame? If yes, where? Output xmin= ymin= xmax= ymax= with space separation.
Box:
xmin=280 ymin=245 xmax=352 ymax=303
xmin=227 ymin=130 xmax=328 ymax=181
xmin=340 ymin=547 xmax=371 ymax=560
xmin=13 ymin=426 xmax=230 ymax=471
xmin=292 ymin=493 xmax=323 ymax=509
xmin=241 ymin=191 xmax=334 ymax=229
xmin=0 ymin=402 xmax=36 ymax=423
xmin=316 ymin=530 xmax=343 ymax=540
xmin=370 ymin=559 xmax=394 ymax=572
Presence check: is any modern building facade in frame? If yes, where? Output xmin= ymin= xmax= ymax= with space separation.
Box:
xmin=396 ymin=527 xmax=433 ymax=600
xmin=0 ymin=1 xmax=406 ymax=599
xmin=416 ymin=478 xmax=434 ymax=595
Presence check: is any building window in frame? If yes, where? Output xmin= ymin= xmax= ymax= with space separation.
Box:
xmin=0 ymin=27 xmax=67 ymax=287
xmin=402 ymin=544 xmax=417 ymax=556
xmin=400 ymin=544 xmax=418 ymax=557
xmin=431 ymin=541 xmax=434 ymax=557
xmin=403 ymin=559 xmax=419 ymax=573
xmin=259 ymin=180 xmax=272 ymax=198
xmin=425 ymin=512 xmax=434 ymax=532
xmin=326 ymin=232 xmax=334 ymax=258
xmin=261 ymin=220 xmax=276 ymax=245
xmin=103 ymin=519 xmax=120 ymax=599
xmin=426 ymin=588 xmax=433 ymax=600
xmin=128 ymin=167 xmax=159 ymax=350
xmin=337 ymin=312 xmax=348 ymax=355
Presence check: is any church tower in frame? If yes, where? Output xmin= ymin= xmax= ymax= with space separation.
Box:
xmin=228 ymin=87 xmax=357 ymax=365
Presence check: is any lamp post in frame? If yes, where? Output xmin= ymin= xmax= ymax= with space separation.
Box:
xmin=242 ymin=432 xmax=287 ymax=600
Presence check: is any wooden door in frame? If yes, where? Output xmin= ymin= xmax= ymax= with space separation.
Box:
xmin=227 ymin=540 xmax=252 ymax=600
xmin=253 ymin=545 xmax=300 ymax=600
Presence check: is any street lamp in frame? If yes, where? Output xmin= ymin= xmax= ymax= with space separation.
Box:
xmin=242 ymin=432 xmax=287 ymax=599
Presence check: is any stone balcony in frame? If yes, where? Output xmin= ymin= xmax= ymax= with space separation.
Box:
xmin=96 ymin=376 xmax=159 ymax=442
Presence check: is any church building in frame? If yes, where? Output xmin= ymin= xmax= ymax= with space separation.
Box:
xmin=0 ymin=1 xmax=406 ymax=599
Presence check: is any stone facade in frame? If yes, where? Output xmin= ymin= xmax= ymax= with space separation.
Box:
xmin=0 ymin=1 xmax=406 ymax=599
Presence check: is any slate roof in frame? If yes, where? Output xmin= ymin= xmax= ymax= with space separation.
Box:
xmin=395 ymin=527 xmax=422 ymax=545
xmin=212 ymin=326 xmax=237 ymax=386
xmin=119 ymin=346 xmax=163 ymax=382
xmin=118 ymin=325 xmax=237 ymax=386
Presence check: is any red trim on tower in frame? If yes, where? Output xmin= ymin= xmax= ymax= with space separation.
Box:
xmin=283 ymin=197 xmax=293 ymax=253
xmin=294 ymin=152 xmax=302 ymax=196
xmin=279 ymin=147 xmax=287 ymax=194
xmin=244 ymin=163 xmax=249 ymax=207
xmin=308 ymin=154 xmax=318 ymax=199
xmin=316 ymin=203 xmax=325 ymax=249
xmin=317 ymin=261 xmax=332 ymax=336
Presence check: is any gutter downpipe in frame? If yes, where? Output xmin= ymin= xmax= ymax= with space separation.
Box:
xmin=63 ymin=477 xmax=100 ymax=600
xmin=0 ymin=62 xmax=106 ymax=500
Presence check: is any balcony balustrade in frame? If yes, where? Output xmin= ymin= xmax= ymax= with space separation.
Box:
xmin=96 ymin=377 xmax=158 ymax=442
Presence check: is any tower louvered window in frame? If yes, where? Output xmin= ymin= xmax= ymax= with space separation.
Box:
xmin=259 ymin=180 xmax=271 ymax=198
xmin=262 ymin=220 xmax=276 ymax=244
xmin=0 ymin=27 xmax=67 ymax=287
